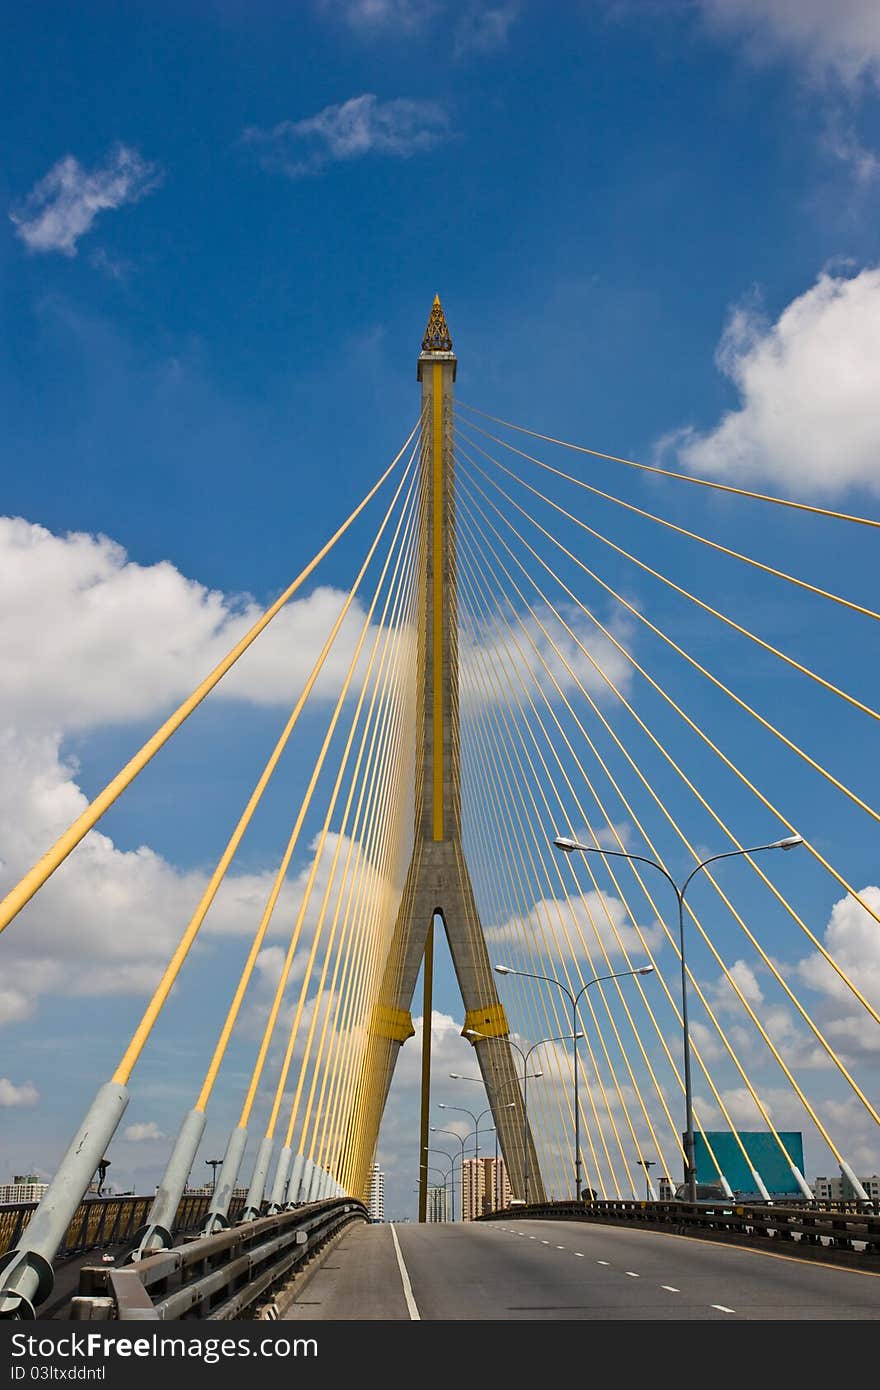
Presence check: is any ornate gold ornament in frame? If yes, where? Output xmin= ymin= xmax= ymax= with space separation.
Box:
xmin=421 ymin=294 xmax=453 ymax=352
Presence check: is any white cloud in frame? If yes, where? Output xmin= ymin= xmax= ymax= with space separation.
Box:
xmin=122 ymin=1121 xmax=166 ymax=1142
xmin=794 ymin=886 xmax=880 ymax=1060
xmin=0 ymin=517 xmax=372 ymax=731
xmin=0 ymin=1078 xmax=39 ymax=1107
xmin=700 ymin=0 xmax=880 ymax=88
xmin=460 ymin=602 xmax=636 ymax=710
xmin=242 ymin=95 xmax=449 ymax=178
xmin=10 ymin=145 xmax=161 ymax=257
xmin=324 ymin=0 xmax=438 ymax=28
xmin=486 ymin=889 xmax=661 ymax=962
xmin=454 ymin=3 xmax=520 ymax=57
xmin=666 ymin=267 xmax=880 ymax=494
xmin=821 ymin=116 xmax=880 ymax=183
xmin=0 ymin=726 xmax=401 ymax=1023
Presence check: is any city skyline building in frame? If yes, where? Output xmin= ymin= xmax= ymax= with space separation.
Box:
xmin=461 ymin=1157 xmax=511 ymax=1221
xmin=368 ymin=1163 xmax=385 ymax=1222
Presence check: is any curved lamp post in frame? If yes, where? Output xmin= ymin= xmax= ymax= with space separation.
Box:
xmin=553 ymin=831 xmax=802 ymax=1201
xmin=495 ymin=963 xmax=655 ymax=1200
xmin=465 ymin=1030 xmax=581 ymax=1203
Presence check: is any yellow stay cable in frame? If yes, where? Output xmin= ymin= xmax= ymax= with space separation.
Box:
xmin=277 ymin=480 xmax=420 ymax=1153
xmin=459 ymin=456 xmax=880 ymax=1014
xmin=113 ymin=446 xmax=417 ymax=1089
xmin=140 ymin=454 xmax=417 ymax=1103
xmin=233 ymin=459 xmax=414 ymax=1129
xmin=456 ymin=482 xmax=872 ymax=1159
xmin=458 ymin=429 xmax=880 ymax=726
xmin=458 ymin=508 xmax=739 ymax=1186
xmin=455 ymin=547 xmax=656 ymax=1189
xmin=0 ymin=426 xmax=417 ymax=940
xmin=258 ymin=472 xmax=419 ymax=1143
xmin=328 ymin=465 xmax=425 ymax=1189
xmin=458 ymin=503 xmax=810 ymax=1184
xmin=448 ymin=754 xmax=575 ymax=1199
xmin=456 ymin=641 xmax=621 ymax=1196
xmin=335 ymin=444 xmax=432 ymax=1190
xmin=457 ymin=416 xmax=880 ymax=624
xmin=315 ymin=585 xmax=417 ymax=1186
xmin=457 ymin=402 xmax=880 ymax=529
xmin=459 ymin=531 xmax=682 ymax=1177
xmin=454 ymin=690 xmax=608 ymax=1198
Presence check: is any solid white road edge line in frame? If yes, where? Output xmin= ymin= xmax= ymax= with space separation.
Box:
xmin=390 ymin=1224 xmax=421 ymax=1321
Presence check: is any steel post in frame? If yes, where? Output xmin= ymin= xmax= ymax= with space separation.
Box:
xmin=200 ymin=1125 xmax=248 ymax=1235
xmin=131 ymin=1107 xmax=206 ymax=1260
xmin=240 ymin=1135 xmax=274 ymax=1222
xmin=0 ymin=1081 xmax=129 ymax=1318
xmin=267 ymin=1145 xmax=293 ymax=1213
xmin=287 ymin=1153 xmax=307 ymax=1206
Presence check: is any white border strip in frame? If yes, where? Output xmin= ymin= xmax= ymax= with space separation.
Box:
xmin=390 ymin=1223 xmax=421 ymax=1320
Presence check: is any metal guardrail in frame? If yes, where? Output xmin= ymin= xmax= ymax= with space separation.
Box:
xmin=69 ymin=1198 xmax=367 ymax=1320
xmin=478 ymin=1199 xmax=880 ymax=1265
xmin=0 ymin=1194 xmax=246 ymax=1263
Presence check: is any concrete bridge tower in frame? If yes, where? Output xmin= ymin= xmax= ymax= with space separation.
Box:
xmin=363 ymin=298 xmax=545 ymax=1215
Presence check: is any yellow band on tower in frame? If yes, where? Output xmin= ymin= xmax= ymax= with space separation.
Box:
xmin=463 ymin=1003 xmax=509 ymax=1040
xmin=371 ymin=1004 xmax=416 ymax=1044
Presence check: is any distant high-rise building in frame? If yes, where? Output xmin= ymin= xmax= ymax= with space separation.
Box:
xmin=657 ymin=1175 xmax=675 ymax=1201
xmin=0 ymin=1175 xmax=49 ymax=1204
xmin=813 ymin=1174 xmax=880 ymax=1202
xmin=426 ymin=1184 xmax=449 ymax=1222
xmin=368 ymin=1164 xmax=385 ymax=1221
xmin=461 ymin=1158 xmax=511 ymax=1220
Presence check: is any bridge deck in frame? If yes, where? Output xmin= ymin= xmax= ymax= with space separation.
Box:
xmin=281 ymin=1219 xmax=880 ymax=1321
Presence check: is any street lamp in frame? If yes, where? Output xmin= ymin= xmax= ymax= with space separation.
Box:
xmin=466 ymin=1029 xmax=581 ymax=1203
xmin=439 ymin=1101 xmax=501 ymax=1162
xmin=440 ymin=1102 xmax=516 ymax=1212
xmin=431 ymin=1127 xmax=469 ymax=1220
xmin=448 ymin=1073 xmax=543 ymax=1209
xmin=426 ymin=1147 xmax=456 ymax=1221
xmin=635 ymin=1157 xmax=656 ymax=1201
xmin=205 ymin=1159 xmax=222 ymax=1195
xmin=419 ymin=1164 xmax=452 ymax=1221
xmin=495 ymin=962 xmax=654 ymax=1201
xmin=553 ymin=830 xmax=803 ymax=1201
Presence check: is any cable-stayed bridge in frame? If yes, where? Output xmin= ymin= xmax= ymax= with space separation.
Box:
xmin=1 ymin=299 xmax=879 ymax=1321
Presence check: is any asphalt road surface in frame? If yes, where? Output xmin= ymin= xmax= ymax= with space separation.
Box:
xmin=282 ymin=1218 xmax=880 ymax=1321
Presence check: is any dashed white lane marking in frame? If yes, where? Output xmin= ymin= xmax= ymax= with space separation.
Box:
xmin=662 ymin=1285 xmax=680 ymax=1293
xmin=541 ymin=1240 xmax=550 ymax=1245
xmin=711 ymin=1304 xmax=736 ymax=1314
xmin=390 ymin=1224 xmax=420 ymax=1322
xmin=574 ymin=1253 xmax=584 ymax=1258
xmin=625 ymin=1271 xmax=639 ymax=1278
xmin=556 ymin=1246 xmax=566 ymax=1250
xmin=529 ymin=1236 xmax=537 ymax=1240
xmin=596 ymin=1260 xmax=610 ymax=1266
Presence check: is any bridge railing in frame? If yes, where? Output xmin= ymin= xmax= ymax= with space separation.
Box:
xmin=69 ymin=1198 xmax=366 ymax=1321
xmin=478 ymin=1199 xmax=880 ymax=1265
xmin=0 ymin=1194 xmax=246 ymax=1264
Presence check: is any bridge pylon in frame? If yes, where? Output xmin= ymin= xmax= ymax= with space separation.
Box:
xmin=358 ymin=298 xmax=545 ymax=1215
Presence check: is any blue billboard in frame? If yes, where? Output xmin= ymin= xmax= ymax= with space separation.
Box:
xmin=692 ymin=1131 xmax=804 ymax=1196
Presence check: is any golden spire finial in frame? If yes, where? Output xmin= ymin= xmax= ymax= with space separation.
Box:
xmin=421 ymin=295 xmax=453 ymax=353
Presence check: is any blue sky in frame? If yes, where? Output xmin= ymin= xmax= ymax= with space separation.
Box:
xmin=2 ymin=2 xmax=880 ymax=1219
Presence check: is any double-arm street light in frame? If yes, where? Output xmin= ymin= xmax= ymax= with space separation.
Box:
xmin=419 ymin=1163 xmax=452 ymax=1221
xmin=465 ymin=1029 xmax=582 ymax=1202
xmin=438 ymin=1103 xmax=491 ymax=1162
xmin=426 ymin=1146 xmax=456 ymax=1221
xmin=553 ymin=831 xmax=803 ymax=1201
xmin=494 ymin=962 xmax=655 ymax=1201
